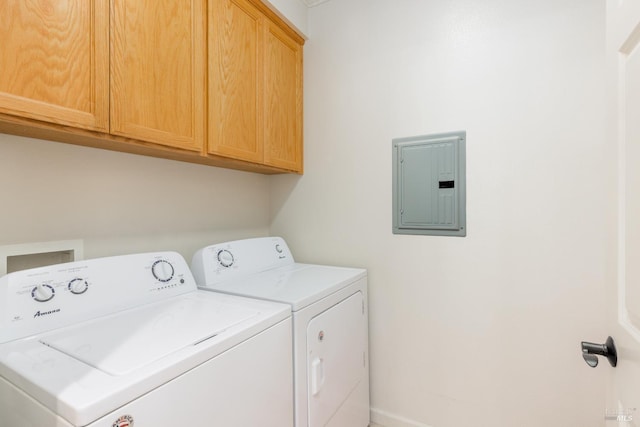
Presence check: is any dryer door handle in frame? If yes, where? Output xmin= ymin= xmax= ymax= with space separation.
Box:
xmin=311 ymin=357 xmax=325 ymax=396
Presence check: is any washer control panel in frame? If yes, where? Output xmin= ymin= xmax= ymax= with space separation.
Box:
xmin=191 ymin=237 xmax=294 ymax=286
xmin=0 ymin=252 xmax=196 ymax=344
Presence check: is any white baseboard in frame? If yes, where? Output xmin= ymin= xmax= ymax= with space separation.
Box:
xmin=370 ymin=408 xmax=434 ymax=427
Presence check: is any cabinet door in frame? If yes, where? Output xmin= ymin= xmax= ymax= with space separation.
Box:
xmin=208 ymin=0 xmax=264 ymax=163
xmin=263 ymin=21 xmax=303 ymax=172
xmin=111 ymin=0 xmax=205 ymax=151
xmin=0 ymin=0 xmax=109 ymax=131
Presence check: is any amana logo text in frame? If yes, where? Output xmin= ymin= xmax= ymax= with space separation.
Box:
xmin=33 ymin=309 xmax=61 ymax=318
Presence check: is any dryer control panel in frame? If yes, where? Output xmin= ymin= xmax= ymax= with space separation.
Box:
xmin=0 ymin=252 xmax=196 ymax=343
xmin=191 ymin=237 xmax=294 ymax=286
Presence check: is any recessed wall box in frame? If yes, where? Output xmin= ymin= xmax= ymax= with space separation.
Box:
xmin=0 ymin=240 xmax=84 ymax=276
xmin=392 ymin=131 xmax=466 ymax=236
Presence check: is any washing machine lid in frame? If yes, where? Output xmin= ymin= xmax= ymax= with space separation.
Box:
xmin=0 ymin=291 xmax=290 ymax=426
xmin=200 ymin=263 xmax=366 ymax=311
xmin=39 ymin=292 xmax=259 ymax=375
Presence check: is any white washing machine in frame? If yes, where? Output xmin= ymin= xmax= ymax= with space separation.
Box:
xmin=192 ymin=237 xmax=370 ymax=427
xmin=0 ymin=251 xmax=293 ymax=427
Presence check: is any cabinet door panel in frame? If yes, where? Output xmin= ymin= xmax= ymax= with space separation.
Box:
xmin=209 ymin=0 xmax=263 ymax=162
xmin=264 ymin=22 xmax=302 ymax=172
xmin=0 ymin=0 xmax=109 ymax=131
xmin=111 ymin=0 xmax=205 ymax=151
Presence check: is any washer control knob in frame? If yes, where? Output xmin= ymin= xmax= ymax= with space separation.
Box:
xmin=152 ymin=260 xmax=174 ymax=283
xmin=32 ymin=284 xmax=55 ymax=302
xmin=217 ymin=250 xmax=234 ymax=268
xmin=68 ymin=278 xmax=89 ymax=295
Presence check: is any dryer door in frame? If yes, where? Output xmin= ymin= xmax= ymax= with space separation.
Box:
xmin=307 ymin=291 xmax=367 ymax=426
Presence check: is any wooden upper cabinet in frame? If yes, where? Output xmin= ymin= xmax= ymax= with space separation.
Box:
xmin=263 ymin=21 xmax=302 ymax=172
xmin=0 ymin=0 xmax=109 ymax=131
xmin=110 ymin=0 xmax=205 ymax=152
xmin=209 ymin=0 xmax=303 ymax=173
xmin=0 ymin=0 xmax=302 ymax=173
xmin=209 ymin=0 xmax=264 ymax=163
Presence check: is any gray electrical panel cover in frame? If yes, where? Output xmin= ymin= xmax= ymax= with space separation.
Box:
xmin=392 ymin=131 xmax=466 ymax=236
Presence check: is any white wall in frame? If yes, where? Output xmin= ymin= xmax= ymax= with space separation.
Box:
xmin=0 ymin=133 xmax=270 ymax=261
xmin=270 ymin=1 xmax=610 ymax=426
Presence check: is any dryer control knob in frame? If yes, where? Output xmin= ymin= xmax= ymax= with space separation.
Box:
xmin=68 ymin=278 xmax=89 ymax=294
xmin=217 ymin=250 xmax=234 ymax=268
xmin=32 ymin=284 xmax=55 ymax=302
xmin=152 ymin=260 xmax=175 ymax=282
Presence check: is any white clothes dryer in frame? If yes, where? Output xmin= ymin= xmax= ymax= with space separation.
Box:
xmin=192 ymin=237 xmax=370 ymax=427
xmin=0 ymin=252 xmax=293 ymax=427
